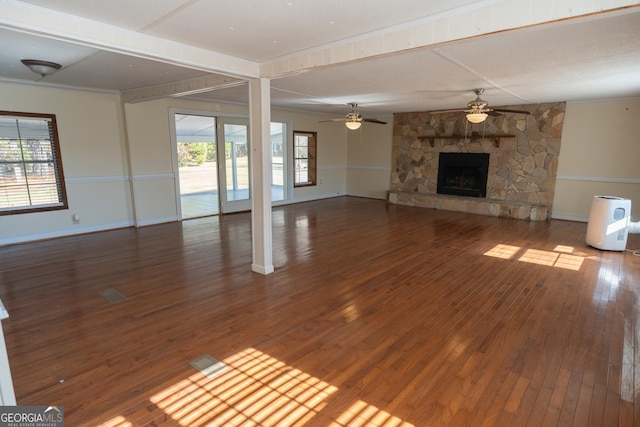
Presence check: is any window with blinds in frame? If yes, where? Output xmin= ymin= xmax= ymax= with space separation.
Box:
xmin=293 ymin=131 xmax=316 ymax=187
xmin=0 ymin=111 xmax=68 ymax=215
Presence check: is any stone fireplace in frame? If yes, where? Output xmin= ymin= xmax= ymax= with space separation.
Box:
xmin=388 ymin=102 xmax=566 ymax=221
xmin=437 ymin=152 xmax=489 ymax=198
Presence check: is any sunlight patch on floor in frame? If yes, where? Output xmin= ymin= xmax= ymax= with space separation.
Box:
xmin=330 ymin=400 xmax=415 ymax=427
xmin=553 ymin=245 xmax=575 ymax=253
xmin=150 ymin=347 xmax=338 ymax=426
xmin=144 ymin=347 xmax=417 ymax=426
xmin=96 ymin=415 xmax=132 ymax=426
xmin=519 ymin=249 xmax=559 ymax=266
xmin=519 ymin=249 xmax=584 ymax=271
xmin=552 ymin=253 xmax=584 ymax=270
xmin=342 ymin=304 xmax=361 ymax=323
xmin=483 ymin=244 xmax=520 ymax=259
xmin=483 ymin=244 xmax=584 ymax=271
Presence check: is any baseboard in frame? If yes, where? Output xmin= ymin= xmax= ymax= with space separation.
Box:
xmin=251 ymin=263 xmax=275 ymax=275
xmin=290 ymin=193 xmax=345 ymax=204
xmin=345 ymin=191 xmax=387 ymax=200
xmin=136 ymin=215 xmax=179 ymax=227
xmin=550 ymin=213 xmax=588 ymax=222
xmin=0 ymin=220 xmax=134 ymax=247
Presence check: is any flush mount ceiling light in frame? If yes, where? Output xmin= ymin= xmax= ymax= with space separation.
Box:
xmin=21 ymin=59 xmax=62 ymax=77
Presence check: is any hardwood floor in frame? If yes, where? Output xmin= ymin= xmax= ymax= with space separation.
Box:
xmin=1 ymin=196 xmax=639 ymax=426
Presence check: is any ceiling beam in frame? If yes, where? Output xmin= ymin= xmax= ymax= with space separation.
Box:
xmin=0 ymin=0 xmax=259 ymax=80
xmin=121 ymin=74 xmax=246 ymax=104
xmin=260 ymin=0 xmax=640 ymax=79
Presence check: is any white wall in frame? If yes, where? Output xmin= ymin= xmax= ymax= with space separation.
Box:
xmin=124 ymin=97 xmax=351 ymax=227
xmin=345 ymin=120 xmax=393 ymax=199
xmin=124 ymin=99 xmax=181 ymax=226
xmin=5 ymin=80 xmax=634 ymax=246
xmin=275 ymin=110 xmax=348 ymax=202
xmin=0 ymin=87 xmax=353 ymax=244
xmin=0 ymin=82 xmax=365 ymax=245
xmin=0 ymin=81 xmax=132 ymax=245
xmin=553 ymin=98 xmax=640 ymax=222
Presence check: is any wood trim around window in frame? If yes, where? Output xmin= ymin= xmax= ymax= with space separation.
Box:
xmin=0 ymin=110 xmax=68 ymax=215
xmin=293 ymin=130 xmax=316 ymax=187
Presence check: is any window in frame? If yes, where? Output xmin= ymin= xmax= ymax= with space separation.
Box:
xmin=270 ymin=122 xmax=286 ymax=201
xmin=0 ymin=111 xmax=68 ymax=215
xmin=293 ymin=131 xmax=316 ymax=187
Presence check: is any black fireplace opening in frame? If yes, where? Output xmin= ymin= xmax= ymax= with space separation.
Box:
xmin=437 ymin=152 xmax=490 ymax=198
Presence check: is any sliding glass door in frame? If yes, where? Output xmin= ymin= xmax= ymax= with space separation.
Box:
xmin=172 ymin=110 xmax=289 ymax=217
xmin=217 ymin=118 xmax=251 ymax=213
xmin=173 ymin=113 xmax=219 ymax=219
xmin=270 ymin=122 xmax=286 ymax=202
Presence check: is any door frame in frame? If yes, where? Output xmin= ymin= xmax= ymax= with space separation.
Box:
xmin=217 ymin=116 xmax=251 ymax=213
xmin=169 ymin=108 xmax=219 ymax=220
xmin=170 ymin=108 xmax=293 ymax=217
xmin=270 ymin=120 xmax=293 ymax=206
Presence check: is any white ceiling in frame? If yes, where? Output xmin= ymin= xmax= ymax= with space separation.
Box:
xmin=1 ymin=0 xmax=639 ymax=120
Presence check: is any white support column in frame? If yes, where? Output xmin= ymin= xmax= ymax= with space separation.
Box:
xmin=249 ymin=78 xmax=274 ymax=275
xmin=0 ymin=299 xmax=16 ymax=405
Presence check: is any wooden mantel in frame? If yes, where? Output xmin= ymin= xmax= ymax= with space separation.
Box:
xmin=417 ymin=132 xmax=515 ymax=147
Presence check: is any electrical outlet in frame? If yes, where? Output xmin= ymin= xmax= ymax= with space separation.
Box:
xmin=72 ymin=213 xmax=80 ymax=224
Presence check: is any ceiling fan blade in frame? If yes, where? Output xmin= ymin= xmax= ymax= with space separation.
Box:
xmin=319 ymin=118 xmax=348 ymax=122
xmin=429 ymin=109 xmax=468 ymax=114
xmin=491 ymin=108 xmax=531 ymax=115
xmin=427 ymin=90 xmax=532 ymax=119
xmin=362 ymin=118 xmax=387 ymax=124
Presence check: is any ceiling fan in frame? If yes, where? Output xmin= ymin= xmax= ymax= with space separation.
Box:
xmin=320 ymin=103 xmax=387 ymax=130
xmin=431 ymin=89 xmax=531 ymax=123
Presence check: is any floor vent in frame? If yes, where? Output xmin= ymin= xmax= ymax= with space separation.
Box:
xmin=99 ymin=288 xmax=126 ymax=303
xmin=190 ymin=355 xmax=227 ymax=378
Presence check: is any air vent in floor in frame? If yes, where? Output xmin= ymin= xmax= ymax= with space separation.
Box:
xmin=99 ymin=288 xmax=126 ymax=303
xmin=190 ymin=354 xmax=228 ymax=378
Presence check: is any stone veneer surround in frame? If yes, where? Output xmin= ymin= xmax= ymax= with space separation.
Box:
xmin=388 ymin=102 xmax=566 ymax=220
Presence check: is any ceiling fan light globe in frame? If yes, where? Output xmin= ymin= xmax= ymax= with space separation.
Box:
xmin=466 ymin=112 xmax=488 ymax=123
xmin=345 ymin=121 xmax=362 ymax=130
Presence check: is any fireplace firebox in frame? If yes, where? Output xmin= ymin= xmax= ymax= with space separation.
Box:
xmin=437 ymin=152 xmax=489 ymax=198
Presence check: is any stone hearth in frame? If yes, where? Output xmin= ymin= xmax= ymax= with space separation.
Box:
xmin=388 ymin=102 xmax=566 ymax=221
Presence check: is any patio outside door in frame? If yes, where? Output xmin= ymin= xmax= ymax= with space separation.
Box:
xmin=174 ymin=113 xmax=219 ymax=219
xmin=218 ymin=118 xmax=251 ymax=213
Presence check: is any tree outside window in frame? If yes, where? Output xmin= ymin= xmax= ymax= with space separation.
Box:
xmin=293 ymin=131 xmax=316 ymax=187
xmin=0 ymin=111 xmax=68 ymax=215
